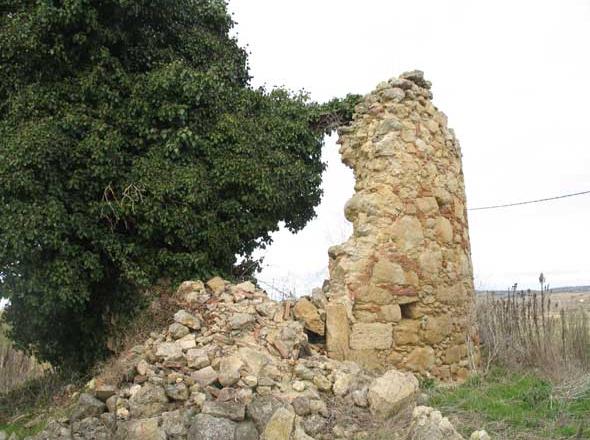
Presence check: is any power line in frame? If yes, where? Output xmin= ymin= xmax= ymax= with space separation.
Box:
xmin=469 ymin=189 xmax=590 ymax=211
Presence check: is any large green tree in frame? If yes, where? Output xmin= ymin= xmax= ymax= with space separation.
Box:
xmin=0 ymin=0 xmax=358 ymax=369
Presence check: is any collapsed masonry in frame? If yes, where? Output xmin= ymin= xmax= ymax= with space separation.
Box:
xmin=25 ymin=277 xmax=489 ymax=440
xmin=325 ymin=71 xmax=480 ymax=382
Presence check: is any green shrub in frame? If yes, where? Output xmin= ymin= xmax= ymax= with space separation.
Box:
xmin=0 ymin=0 xmax=359 ymax=370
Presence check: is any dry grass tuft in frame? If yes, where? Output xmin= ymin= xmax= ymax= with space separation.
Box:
xmin=0 ymin=315 xmax=47 ymax=395
xmin=477 ymin=278 xmax=590 ymax=386
xmin=94 ymin=280 xmax=179 ymax=386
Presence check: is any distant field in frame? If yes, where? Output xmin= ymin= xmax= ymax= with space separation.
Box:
xmin=545 ymin=291 xmax=590 ymax=312
xmin=477 ymin=290 xmax=590 ymax=319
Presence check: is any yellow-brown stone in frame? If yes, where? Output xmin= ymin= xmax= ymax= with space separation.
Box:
xmin=325 ymin=71 xmax=479 ymax=381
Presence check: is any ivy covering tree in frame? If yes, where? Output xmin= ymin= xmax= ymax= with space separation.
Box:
xmin=0 ymin=0 xmax=359 ymax=369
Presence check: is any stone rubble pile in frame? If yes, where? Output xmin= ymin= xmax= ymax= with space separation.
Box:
xmin=25 ymin=278 xmax=486 ymax=440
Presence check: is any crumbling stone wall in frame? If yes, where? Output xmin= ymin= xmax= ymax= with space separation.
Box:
xmin=325 ymin=71 xmax=479 ymax=381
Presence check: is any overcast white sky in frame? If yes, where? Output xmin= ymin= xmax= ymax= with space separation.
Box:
xmin=228 ymin=0 xmax=590 ymax=294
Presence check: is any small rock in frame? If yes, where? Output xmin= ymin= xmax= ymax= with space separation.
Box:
xmin=406 ymin=406 xmax=463 ymax=440
xmin=95 ymin=384 xmax=117 ymax=402
xmin=292 ymin=396 xmax=311 ymax=416
xmin=294 ymin=364 xmax=314 ymax=381
xmin=165 ymin=382 xmax=189 ymax=401
xmin=202 ymin=401 xmax=246 ymax=422
xmin=470 ymin=430 xmax=491 ymax=440
xmin=206 ymin=277 xmax=227 ymax=295
xmin=136 ymin=359 xmax=150 ymax=376
xmin=293 ymin=298 xmax=325 ymax=336
xmin=242 ymin=375 xmax=258 ymax=387
xmin=155 ymin=342 xmax=183 ymax=361
xmin=367 ymin=369 xmax=418 ymax=418
xmin=292 ymin=380 xmax=306 ymax=392
xmin=118 ymin=417 xmax=166 ymax=440
xmin=383 ymin=87 xmax=406 ymax=102
xmin=247 ymin=395 xmax=285 ymax=432
xmin=105 ymin=395 xmax=118 ymax=413
xmin=161 ymin=409 xmax=191 ymax=438
xmin=309 ymin=399 xmax=329 ymax=417
xmin=187 ymin=413 xmax=236 ymax=440
xmin=332 ymin=372 xmax=353 ymax=396
xmin=178 ymin=334 xmax=197 ymax=350
xmin=352 ymin=388 xmax=369 ymax=407
xmin=186 ymin=348 xmax=210 ymax=369
xmin=313 ymin=374 xmax=332 ymax=392
xmin=129 ymin=383 xmax=168 ymax=418
xmin=191 ymin=366 xmax=218 ymax=387
xmin=70 ymin=393 xmax=107 ymax=421
xmin=174 ymin=310 xmax=201 ymax=330
xmin=218 ymin=356 xmax=243 ymax=387
xmin=230 ymin=313 xmax=256 ymax=330
xmin=169 ymin=323 xmax=190 ymax=339
xmin=302 ymin=414 xmax=327 ymax=436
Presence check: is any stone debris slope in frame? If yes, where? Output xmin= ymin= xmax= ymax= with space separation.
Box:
xmin=26 ymin=278 xmax=486 ymax=440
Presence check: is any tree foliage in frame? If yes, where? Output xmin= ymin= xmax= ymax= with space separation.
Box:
xmin=0 ymin=0 xmax=359 ymax=369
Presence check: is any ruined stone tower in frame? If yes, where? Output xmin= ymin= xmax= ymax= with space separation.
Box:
xmin=325 ymin=71 xmax=479 ymax=381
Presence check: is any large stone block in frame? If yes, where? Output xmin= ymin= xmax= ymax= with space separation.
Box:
xmin=293 ymin=298 xmax=325 ymax=335
xmin=349 ymin=323 xmax=393 ymax=350
xmin=423 ymin=315 xmax=453 ymax=345
xmin=393 ymin=319 xmax=420 ymax=345
xmin=405 ymin=346 xmax=435 ymax=373
xmin=326 ymin=303 xmax=350 ymax=360
xmin=367 ymin=369 xmax=419 ymax=418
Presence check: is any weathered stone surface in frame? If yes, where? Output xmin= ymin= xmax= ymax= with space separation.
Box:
xmin=367 ymin=369 xmax=419 ymax=418
xmin=406 ymin=406 xmax=463 ymax=440
xmin=118 ymin=417 xmax=166 ymax=440
xmin=218 ymin=355 xmax=243 ymax=387
xmin=326 ymin=303 xmax=350 ymax=360
xmin=394 ymin=320 xmax=421 ymax=345
xmin=293 ymin=298 xmax=325 ymax=335
xmin=129 ymin=384 xmax=168 ymax=418
xmin=423 ymin=315 xmax=452 ymax=344
xmin=206 ymin=277 xmax=227 ymax=295
xmin=469 ymin=430 xmax=491 ymax=440
xmin=174 ymin=310 xmax=201 ymax=330
xmin=247 ymin=396 xmax=285 ymax=432
xmin=168 ymin=322 xmax=190 ymax=339
xmin=186 ymin=348 xmax=210 ymax=369
xmin=230 ymin=313 xmax=256 ymax=330
xmin=155 ymin=342 xmax=183 ymax=361
xmin=161 ymin=409 xmax=190 ymax=438
xmin=187 ymin=414 xmax=236 ymax=440
xmin=235 ymin=421 xmax=259 ymax=440
xmin=71 ymin=416 xmax=112 ymax=440
xmin=94 ymin=384 xmax=117 ymax=402
xmin=325 ymin=71 xmax=479 ymax=380
xmin=261 ymin=407 xmax=294 ymax=440
xmin=165 ymin=382 xmax=189 ymax=401
xmin=70 ymin=394 xmax=107 ymax=421
xmin=350 ymin=323 xmax=393 ymax=350
xmin=202 ymin=401 xmax=246 ymax=422
xmin=405 ymin=346 xmax=435 ymax=373
xmin=191 ymin=366 xmax=218 ymax=387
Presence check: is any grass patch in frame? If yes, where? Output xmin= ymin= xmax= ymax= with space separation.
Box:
xmin=427 ymin=367 xmax=590 ymax=439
